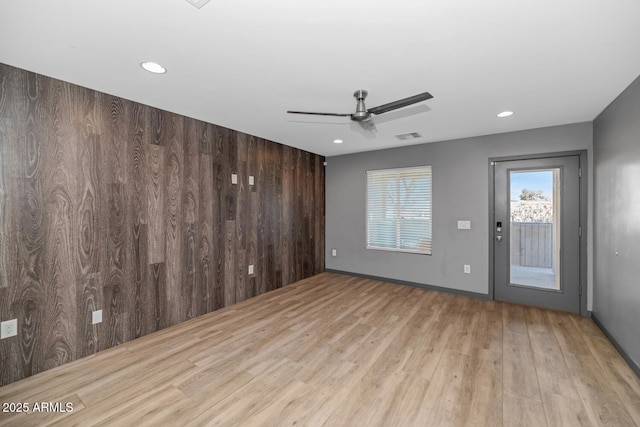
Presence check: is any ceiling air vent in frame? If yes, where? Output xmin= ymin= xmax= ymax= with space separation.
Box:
xmin=185 ymin=0 xmax=211 ymax=8
xmin=395 ymin=132 xmax=422 ymax=141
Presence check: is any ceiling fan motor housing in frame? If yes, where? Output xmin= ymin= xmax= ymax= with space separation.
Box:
xmin=351 ymin=90 xmax=370 ymax=121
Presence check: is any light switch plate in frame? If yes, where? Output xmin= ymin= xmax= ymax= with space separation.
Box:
xmin=457 ymin=220 xmax=471 ymax=230
xmin=464 ymin=265 xmax=471 ymax=274
xmin=248 ymin=265 xmax=254 ymax=275
xmin=92 ymin=310 xmax=102 ymax=325
xmin=331 ymin=249 xmax=337 ymax=257
xmin=249 ymin=176 xmax=255 ymax=186
xmin=1 ymin=319 xmax=17 ymax=339
xmin=231 ymin=174 xmax=238 ymax=185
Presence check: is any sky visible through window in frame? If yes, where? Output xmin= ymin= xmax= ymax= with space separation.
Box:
xmin=510 ymin=170 xmax=553 ymax=201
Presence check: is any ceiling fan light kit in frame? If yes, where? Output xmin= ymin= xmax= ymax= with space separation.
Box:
xmin=287 ymin=90 xmax=433 ymax=133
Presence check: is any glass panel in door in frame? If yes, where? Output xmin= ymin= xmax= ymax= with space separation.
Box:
xmin=509 ymin=169 xmax=561 ymax=291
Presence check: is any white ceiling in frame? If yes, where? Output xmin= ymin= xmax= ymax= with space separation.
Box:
xmin=1 ymin=0 xmax=640 ymax=157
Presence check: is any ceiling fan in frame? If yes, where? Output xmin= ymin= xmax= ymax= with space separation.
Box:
xmin=287 ymin=90 xmax=433 ymax=133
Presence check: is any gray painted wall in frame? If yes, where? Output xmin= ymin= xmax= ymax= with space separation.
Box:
xmin=326 ymin=122 xmax=593 ymax=305
xmin=593 ymin=74 xmax=640 ymax=368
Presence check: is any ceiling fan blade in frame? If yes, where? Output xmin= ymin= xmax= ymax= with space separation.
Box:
xmin=358 ymin=118 xmax=377 ymax=133
xmin=288 ymin=119 xmax=349 ymax=125
xmin=287 ymin=110 xmax=351 ymax=117
xmin=373 ymin=104 xmax=431 ymax=125
xmin=367 ymin=92 xmax=433 ymax=116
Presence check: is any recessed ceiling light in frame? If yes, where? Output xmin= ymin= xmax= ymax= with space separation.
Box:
xmin=497 ymin=111 xmax=514 ymax=118
xmin=140 ymin=61 xmax=167 ymax=74
xmin=333 ymin=139 xmax=343 ymax=144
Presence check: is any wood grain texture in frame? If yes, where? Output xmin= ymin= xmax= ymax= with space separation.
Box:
xmin=198 ymin=153 xmax=213 ymax=314
xmin=103 ymin=183 xmax=127 ymax=349
xmin=256 ymin=138 xmax=267 ymax=296
xmin=150 ymin=262 xmax=166 ymax=332
xmin=40 ymin=78 xmax=78 ymax=371
xmin=182 ymin=117 xmax=200 ymax=319
xmin=0 ymin=273 xmax=638 ymax=426
xmin=12 ymin=71 xmax=48 ymax=383
xmin=0 ymin=119 xmax=10 ymax=288
xmin=163 ymin=112 xmax=184 ymax=327
xmin=126 ymin=103 xmax=149 ymax=339
xmin=235 ymin=132 xmax=248 ymax=303
xmin=0 ymin=70 xmax=21 ymax=385
xmin=75 ymin=102 xmax=102 ymax=358
xmin=0 ymin=72 xmax=17 ymax=290
xmin=0 ymin=62 xmax=325 ymax=386
xmin=224 ymin=220 xmax=236 ymax=307
xmin=145 ymin=143 xmax=165 ymax=264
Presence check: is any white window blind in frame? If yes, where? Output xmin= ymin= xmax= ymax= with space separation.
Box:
xmin=366 ymin=166 xmax=432 ymax=255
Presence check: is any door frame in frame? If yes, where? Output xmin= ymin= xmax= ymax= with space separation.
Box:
xmin=488 ymin=150 xmax=588 ymax=316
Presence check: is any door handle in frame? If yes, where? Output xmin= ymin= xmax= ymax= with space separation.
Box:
xmin=496 ymin=235 xmax=503 ymax=242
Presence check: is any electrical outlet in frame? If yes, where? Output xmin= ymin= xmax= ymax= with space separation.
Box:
xmin=92 ymin=310 xmax=102 ymax=325
xmin=1 ymin=319 xmax=17 ymax=339
xmin=331 ymin=249 xmax=337 ymax=257
xmin=248 ymin=264 xmax=254 ymax=275
xmin=464 ymin=265 xmax=471 ymax=274
xmin=231 ymin=174 xmax=238 ymax=184
xmin=249 ymin=176 xmax=255 ymax=186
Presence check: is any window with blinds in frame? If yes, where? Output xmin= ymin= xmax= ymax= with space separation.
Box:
xmin=366 ymin=165 xmax=432 ymax=255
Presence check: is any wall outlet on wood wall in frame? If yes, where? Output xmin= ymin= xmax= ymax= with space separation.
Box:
xmin=1 ymin=319 xmax=17 ymax=339
xmin=92 ymin=310 xmax=102 ymax=325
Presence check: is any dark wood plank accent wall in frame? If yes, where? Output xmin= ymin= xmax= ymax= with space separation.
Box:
xmin=0 ymin=63 xmax=325 ymax=386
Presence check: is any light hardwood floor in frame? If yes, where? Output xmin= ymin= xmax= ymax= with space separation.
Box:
xmin=0 ymin=273 xmax=639 ymax=426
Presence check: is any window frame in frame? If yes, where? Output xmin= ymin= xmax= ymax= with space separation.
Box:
xmin=365 ymin=165 xmax=432 ymax=255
